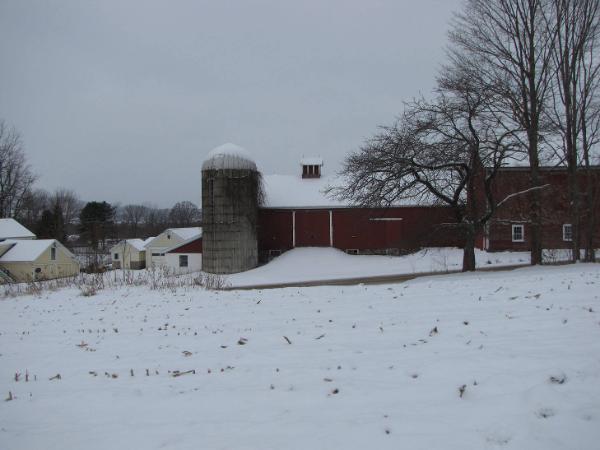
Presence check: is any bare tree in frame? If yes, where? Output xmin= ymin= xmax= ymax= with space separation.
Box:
xmin=450 ymin=0 xmax=557 ymax=265
xmin=547 ymin=0 xmax=600 ymax=261
xmin=19 ymin=188 xmax=49 ymax=231
xmin=0 ymin=120 xmax=37 ymax=218
xmin=168 ymin=201 xmax=200 ymax=228
xmin=333 ymin=61 xmax=522 ymax=271
xmin=52 ymin=188 xmax=82 ymax=230
xmin=122 ymin=204 xmax=149 ymax=237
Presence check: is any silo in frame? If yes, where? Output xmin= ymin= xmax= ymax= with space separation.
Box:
xmin=201 ymin=143 xmax=260 ymax=274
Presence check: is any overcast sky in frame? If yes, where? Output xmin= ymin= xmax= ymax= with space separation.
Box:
xmin=0 ymin=0 xmax=462 ymax=208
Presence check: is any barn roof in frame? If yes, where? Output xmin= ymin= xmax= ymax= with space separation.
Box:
xmin=261 ymin=174 xmax=440 ymax=209
xmin=0 ymin=218 xmax=36 ymax=240
xmin=202 ymin=143 xmax=257 ymax=171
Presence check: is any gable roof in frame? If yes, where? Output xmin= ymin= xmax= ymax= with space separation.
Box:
xmin=0 ymin=239 xmax=74 ymax=262
xmin=110 ymin=239 xmax=147 ymax=252
xmin=0 ymin=218 xmax=36 ymax=240
xmin=144 ymin=228 xmax=202 ymax=248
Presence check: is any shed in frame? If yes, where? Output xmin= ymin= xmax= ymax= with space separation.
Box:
xmin=110 ymin=239 xmax=148 ymax=270
xmin=145 ymin=227 xmax=202 ymax=267
xmin=0 ymin=239 xmax=80 ymax=282
xmin=165 ymin=236 xmax=203 ymax=274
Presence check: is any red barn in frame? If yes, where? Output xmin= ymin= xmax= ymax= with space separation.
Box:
xmin=255 ymin=161 xmax=600 ymax=261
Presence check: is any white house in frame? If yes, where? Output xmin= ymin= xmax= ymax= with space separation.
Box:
xmin=0 ymin=239 xmax=80 ymax=282
xmin=145 ymin=227 xmax=202 ymax=267
xmin=165 ymin=235 xmax=203 ymax=274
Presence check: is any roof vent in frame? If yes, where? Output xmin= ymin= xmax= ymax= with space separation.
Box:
xmin=300 ymin=156 xmax=323 ymax=179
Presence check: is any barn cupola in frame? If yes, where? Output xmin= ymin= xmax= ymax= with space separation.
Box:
xmin=301 ymin=157 xmax=323 ymax=179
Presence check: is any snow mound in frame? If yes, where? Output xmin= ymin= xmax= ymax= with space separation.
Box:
xmin=202 ymin=143 xmax=257 ymax=171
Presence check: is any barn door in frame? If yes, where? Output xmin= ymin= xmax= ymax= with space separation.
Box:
xmin=295 ymin=210 xmax=330 ymax=246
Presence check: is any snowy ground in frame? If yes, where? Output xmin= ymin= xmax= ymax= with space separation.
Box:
xmin=1 ymin=264 xmax=599 ymax=449
xmin=228 ymin=247 xmax=532 ymax=287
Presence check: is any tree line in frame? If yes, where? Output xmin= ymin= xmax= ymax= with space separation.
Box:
xmin=0 ymin=120 xmax=201 ymax=250
xmin=334 ymin=0 xmax=600 ymax=270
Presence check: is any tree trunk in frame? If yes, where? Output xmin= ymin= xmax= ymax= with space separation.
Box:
xmin=528 ymin=143 xmax=543 ymax=266
xmin=462 ymin=227 xmax=477 ymax=272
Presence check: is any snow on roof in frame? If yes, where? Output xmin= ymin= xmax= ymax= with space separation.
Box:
xmin=262 ymin=174 xmax=441 ymax=208
xmin=263 ymin=175 xmax=345 ymax=208
xmin=0 ymin=218 xmax=36 ymax=239
xmin=0 ymin=239 xmax=58 ymax=262
xmin=202 ymin=143 xmax=257 ymax=171
xmin=142 ymin=237 xmax=155 ymax=246
xmin=300 ymin=157 xmax=323 ymax=166
xmin=127 ymin=239 xmax=146 ymax=252
xmin=170 ymin=227 xmax=202 ymax=241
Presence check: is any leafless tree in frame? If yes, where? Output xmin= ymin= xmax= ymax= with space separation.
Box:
xmin=0 ymin=120 xmax=37 ymax=218
xmin=547 ymin=0 xmax=600 ymax=261
xmin=19 ymin=188 xmax=49 ymax=231
xmin=333 ymin=61 xmax=523 ymax=271
xmin=450 ymin=0 xmax=557 ymax=265
xmin=168 ymin=201 xmax=200 ymax=228
xmin=51 ymin=188 xmax=82 ymax=230
xmin=121 ymin=204 xmax=149 ymax=237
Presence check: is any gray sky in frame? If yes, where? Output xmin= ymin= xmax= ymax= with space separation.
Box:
xmin=0 ymin=0 xmax=462 ymax=208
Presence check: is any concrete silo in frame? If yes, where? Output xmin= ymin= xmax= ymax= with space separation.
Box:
xmin=201 ymin=143 xmax=260 ymax=274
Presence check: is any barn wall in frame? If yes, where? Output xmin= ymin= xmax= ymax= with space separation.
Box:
xmin=488 ymin=168 xmax=600 ymax=251
xmin=258 ymin=206 xmax=463 ymax=258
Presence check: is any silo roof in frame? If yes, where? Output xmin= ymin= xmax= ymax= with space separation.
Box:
xmin=202 ymin=143 xmax=257 ymax=171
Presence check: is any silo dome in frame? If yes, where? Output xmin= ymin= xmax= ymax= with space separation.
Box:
xmin=202 ymin=143 xmax=257 ymax=171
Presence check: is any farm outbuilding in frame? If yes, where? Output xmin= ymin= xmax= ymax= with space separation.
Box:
xmin=165 ymin=235 xmax=203 ymax=274
xmin=0 ymin=239 xmax=80 ymax=282
xmin=110 ymin=239 xmax=150 ymax=270
xmin=145 ymin=227 xmax=202 ymax=267
xmin=0 ymin=218 xmax=36 ymax=240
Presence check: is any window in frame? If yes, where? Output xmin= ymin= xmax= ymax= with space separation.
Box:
xmin=50 ymin=247 xmax=56 ymax=260
xmin=563 ymin=224 xmax=573 ymax=241
xmin=512 ymin=224 xmax=524 ymax=242
xmin=114 ymin=253 xmax=119 ymax=260
xmin=346 ymin=249 xmax=359 ymax=255
xmin=152 ymin=252 xmax=164 ymax=257
xmin=179 ymin=255 xmax=188 ymax=267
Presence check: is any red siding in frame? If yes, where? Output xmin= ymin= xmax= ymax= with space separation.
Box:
xmin=258 ymin=210 xmax=293 ymax=251
xmin=295 ymin=210 xmax=330 ymax=246
xmin=169 ymin=237 xmax=203 ymax=254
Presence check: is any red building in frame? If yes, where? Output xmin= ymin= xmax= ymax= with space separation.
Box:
xmin=255 ymin=161 xmax=599 ymax=261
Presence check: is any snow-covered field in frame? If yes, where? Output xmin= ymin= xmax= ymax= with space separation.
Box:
xmin=1 ymin=263 xmax=599 ymax=449
xmin=228 ymin=247 xmax=531 ymax=287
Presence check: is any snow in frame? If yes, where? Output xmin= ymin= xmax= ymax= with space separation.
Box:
xmin=202 ymin=143 xmax=257 ymax=171
xmin=1 ymin=264 xmax=599 ymax=449
xmin=263 ymin=174 xmax=346 ymax=208
xmin=0 ymin=218 xmax=36 ymax=240
xmin=228 ymin=247 xmax=530 ymax=287
xmin=0 ymin=239 xmax=54 ymax=262
xmin=113 ymin=239 xmax=146 ymax=252
xmin=300 ymin=156 xmax=323 ymax=166
xmin=143 ymin=237 xmax=155 ymax=246
xmin=169 ymin=227 xmax=202 ymax=241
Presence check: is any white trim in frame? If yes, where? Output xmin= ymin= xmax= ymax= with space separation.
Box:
xmin=511 ymin=224 xmax=524 ymax=242
xmin=292 ymin=211 xmax=296 ymax=248
xmin=562 ymin=223 xmax=573 ymax=242
xmin=329 ymin=210 xmax=333 ymax=247
xmin=368 ymin=217 xmax=404 ymax=221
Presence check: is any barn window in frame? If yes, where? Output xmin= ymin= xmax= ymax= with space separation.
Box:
xmin=114 ymin=253 xmax=119 ymax=260
xmin=562 ymin=224 xmax=573 ymax=241
xmin=35 ymin=268 xmax=41 ymax=273
xmin=50 ymin=247 xmax=56 ymax=260
xmin=179 ymin=255 xmax=188 ymax=267
xmin=511 ymin=224 xmax=524 ymax=242
xmin=346 ymin=249 xmax=359 ymax=255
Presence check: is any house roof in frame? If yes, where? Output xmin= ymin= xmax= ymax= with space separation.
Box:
xmin=170 ymin=227 xmax=202 ymax=241
xmin=202 ymin=143 xmax=257 ymax=171
xmin=0 ymin=218 xmax=36 ymax=239
xmin=0 ymin=239 xmax=73 ymax=262
xmin=145 ymin=228 xmax=202 ymax=248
